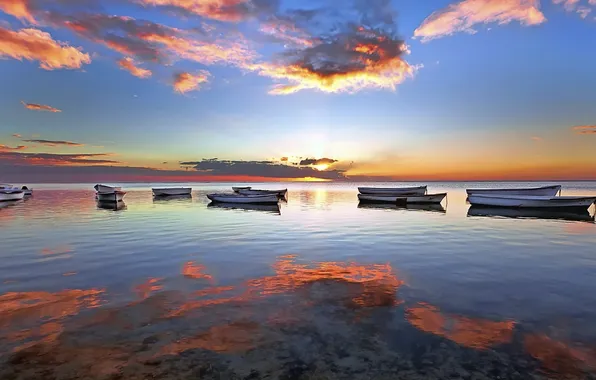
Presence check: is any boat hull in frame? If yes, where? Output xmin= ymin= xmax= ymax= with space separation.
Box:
xmin=152 ymin=188 xmax=192 ymax=196
xmin=238 ymin=189 xmax=288 ymax=197
xmin=0 ymin=191 xmax=25 ymax=201
xmin=232 ymin=186 xmax=252 ymax=192
xmin=466 ymin=185 xmax=561 ymax=197
xmin=468 ymin=195 xmax=596 ymax=209
xmin=358 ymin=186 xmax=427 ymax=195
xmin=96 ymin=191 xmax=126 ymax=202
xmin=207 ymin=193 xmax=279 ymax=204
xmin=358 ymin=193 xmax=446 ymax=204
xmin=97 ymin=200 xmax=126 ymax=211
xmin=94 ymin=184 xmax=121 ymax=193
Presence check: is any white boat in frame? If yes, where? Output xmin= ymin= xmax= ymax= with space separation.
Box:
xmin=152 ymin=187 xmax=192 ymax=197
xmin=466 ymin=185 xmax=561 ymax=197
xmin=232 ymin=186 xmax=252 ymax=192
xmin=94 ymin=184 xmax=121 ymax=193
xmin=237 ymin=188 xmax=288 ymax=197
xmin=467 ymin=194 xmax=596 ymax=210
xmin=0 ymin=189 xmax=25 ymax=201
xmin=358 ymin=186 xmax=427 ymax=195
xmin=358 ymin=193 xmax=447 ymax=204
xmin=207 ymin=193 xmax=279 ymax=204
xmin=96 ymin=190 xmax=126 ymax=202
xmin=21 ymin=186 xmax=33 ymax=196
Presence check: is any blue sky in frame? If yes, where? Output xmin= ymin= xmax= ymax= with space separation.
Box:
xmin=1 ymin=0 xmax=595 ymax=181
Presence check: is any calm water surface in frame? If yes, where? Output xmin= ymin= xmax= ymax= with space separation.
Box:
xmin=1 ymin=182 xmax=596 ymax=379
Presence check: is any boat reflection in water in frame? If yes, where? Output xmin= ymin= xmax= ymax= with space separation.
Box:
xmin=358 ymin=202 xmax=446 ymax=214
xmin=96 ymin=200 xmax=127 ymax=211
xmin=0 ymin=199 xmax=24 ymax=210
xmin=152 ymin=194 xmax=193 ymax=203
xmin=467 ymin=206 xmax=595 ymax=223
xmin=207 ymin=202 xmax=281 ymax=215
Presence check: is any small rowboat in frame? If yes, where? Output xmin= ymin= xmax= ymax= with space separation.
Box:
xmin=21 ymin=186 xmax=33 ymax=196
xmin=466 ymin=185 xmax=561 ymax=197
xmin=467 ymin=195 xmax=596 ymax=210
xmin=152 ymin=187 xmax=192 ymax=197
xmin=232 ymin=186 xmax=252 ymax=192
xmin=0 ymin=189 xmax=25 ymax=202
xmin=96 ymin=190 xmax=126 ymax=202
xmin=207 ymin=193 xmax=279 ymax=204
xmin=358 ymin=193 xmax=446 ymax=204
xmin=358 ymin=186 xmax=427 ymax=195
xmin=94 ymin=184 xmax=121 ymax=193
xmin=237 ymin=188 xmax=288 ymax=197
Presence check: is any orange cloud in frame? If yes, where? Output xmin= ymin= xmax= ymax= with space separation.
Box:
xmin=0 ymin=0 xmax=36 ymax=24
xmin=0 ymin=144 xmax=27 ymax=151
xmin=249 ymin=26 xmax=415 ymax=95
xmin=173 ymin=71 xmax=210 ymax=93
xmin=12 ymin=133 xmax=22 ymax=138
xmin=0 ymin=152 xmax=119 ymax=166
xmin=117 ymin=57 xmax=152 ymax=78
xmin=138 ymin=0 xmax=253 ymax=22
xmin=414 ymin=0 xmax=546 ymax=42
xmin=572 ymin=125 xmax=596 ymax=134
xmin=21 ymin=101 xmax=61 ymax=112
xmin=0 ymin=27 xmax=91 ymax=70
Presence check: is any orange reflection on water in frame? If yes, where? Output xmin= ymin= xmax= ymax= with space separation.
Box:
xmin=182 ymin=261 xmax=213 ymax=281
xmin=133 ymin=278 xmax=163 ymax=300
xmin=0 ymin=289 xmax=104 ymax=352
xmin=40 ymin=245 xmax=73 ymax=256
xmin=525 ymin=334 xmax=596 ymax=376
xmin=406 ymin=303 xmax=514 ymax=350
xmin=170 ymin=255 xmax=402 ymax=318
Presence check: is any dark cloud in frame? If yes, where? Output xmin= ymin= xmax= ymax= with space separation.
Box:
xmin=180 ymin=159 xmax=346 ymax=179
xmin=299 ymin=157 xmax=337 ymax=166
xmin=22 ymin=139 xmax=84 ymax=146
xmin=0 ymin=151 xmax=119 ymax=165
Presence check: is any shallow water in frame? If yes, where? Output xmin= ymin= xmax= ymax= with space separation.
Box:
xmin=1 ymin=182 xmax=596 ymax=379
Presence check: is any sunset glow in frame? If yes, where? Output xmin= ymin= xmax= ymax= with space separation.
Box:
xmin=0 ymin=0 xmax=594 ymax=182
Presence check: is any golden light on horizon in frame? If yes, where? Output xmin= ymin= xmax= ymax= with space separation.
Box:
xmin=314 ymin=164 xmax=329 ymax=171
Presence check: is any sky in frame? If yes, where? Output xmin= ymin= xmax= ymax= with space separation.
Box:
xmin=0 ymin=0 xmax=595 ymax=182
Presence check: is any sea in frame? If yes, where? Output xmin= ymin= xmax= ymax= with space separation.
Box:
xmin=1 ymin=181 xmax=596 ymax=379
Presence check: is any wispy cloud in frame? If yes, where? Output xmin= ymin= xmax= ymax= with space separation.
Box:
xmin=414 ymin=0 xmax=546 ymax=42
xmin=173 ymin=71 xmax=210 ymax=93
xmin=553 ymin=0 xmax=594 ymax=19
xmin=12 ymin=133 xmax=22 ymax=138
xmin=117 ymin=57 xmax=152 ymax=78
xmin=0 ymin=144 xmax=27 ymax=151
xmin=572 ymin=125 xmax=596 ymax=134
xmin=531 ymin=136 xmax=543 ymax=142
xmin=0 ymin=26 xmax=91 ymax=70
xmin=0 ymin=152 xmax=119 ymax=165
xmin=0 ymin=0 xmax=36 ymax=24
xmin=21 ymin=101 xmax=61 ymax=112
xmin=137 ymin=0 xmax=257 ymax=22
xmin=22 ymin=139 xmax=84 ymax=147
